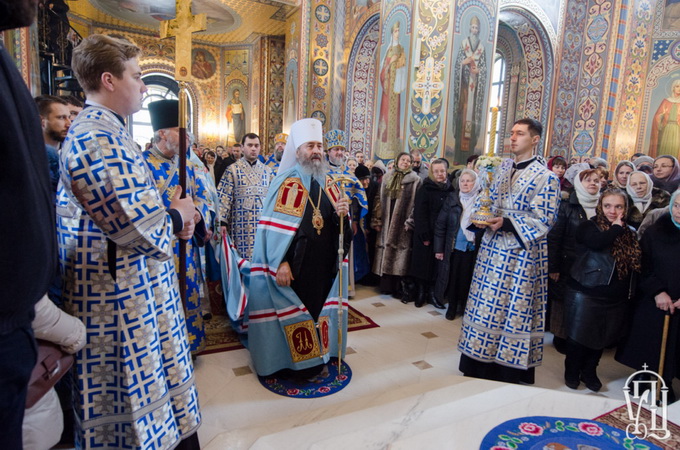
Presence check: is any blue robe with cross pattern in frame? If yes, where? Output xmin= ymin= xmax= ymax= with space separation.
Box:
xmin=458 ymin=157 xmax=560 ymax=370
xmin=56 ymin=106 xmax=200 ymax=449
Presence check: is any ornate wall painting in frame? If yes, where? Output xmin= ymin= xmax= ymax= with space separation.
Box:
xmin=225 ymin=80 xmax=248 ymax=146
xmin=283 ymin=61 xmax=299 ymax=133
xmin=307 ymin=0 xmax=333 ymax=126
xmin=444 ymin=3 xmax=497 ymax=165
xmin=191 ymin=48 xmax=216 ymax=80
xmin=407 ymin=0 xmax=453 ymax=159
xmin=496 ymin=7 xmax=555 ymax=157
xmin=262 ymin=37 xmax=286 ymax=154
xmin=609 ymin=0 xmax=653 ymax=161
xmin=374 ymin=3 xmax=412 ymax=161
xmin=284 ymin=14 xmax=301 ymax=133
xmin=345 ymin=14 xmax=380 ymax=159
xmin=638 ymin=66 xmax=680 ymax=157
xmin=329 ymin=0 xmax=347 ymax=130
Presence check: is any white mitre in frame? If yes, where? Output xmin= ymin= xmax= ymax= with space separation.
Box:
xmin=279 ymin=118 xmax=324 ymax=172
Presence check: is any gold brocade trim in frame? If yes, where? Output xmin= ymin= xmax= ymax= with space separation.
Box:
xmin=324 ymin=175 xmax=342 ymax=208
xmin=284 ymin=320 xmax=321 ymax=363
xmin=274 ymin=178 xmax=308 ymax=217
xmin=318 ymin=316 xmax=330 ymax=355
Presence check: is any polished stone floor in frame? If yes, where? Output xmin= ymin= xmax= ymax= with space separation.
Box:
xmin=194 ymin=284 xmax=680 ymax=449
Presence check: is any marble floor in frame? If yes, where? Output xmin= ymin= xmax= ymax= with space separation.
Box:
xmin=194 ymin=284 xmax=680 ymax=449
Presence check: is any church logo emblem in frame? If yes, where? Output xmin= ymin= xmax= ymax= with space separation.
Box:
xmin=623 ymin=364 xmax=670 ymax=441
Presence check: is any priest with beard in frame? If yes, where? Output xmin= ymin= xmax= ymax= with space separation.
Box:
xmin=246 ymin=118 xmax=352 ymax=378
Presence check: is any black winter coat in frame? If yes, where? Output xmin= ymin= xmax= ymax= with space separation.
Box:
xmin=409 ymin=178 xmax=454 ymax=280
xmin=616 ymin=213 xmax=680 ymax=379
xmin=547 ymin=191 xmax=589 ymax=275
xmin=433 ymin=192 xmax=463 ymax=299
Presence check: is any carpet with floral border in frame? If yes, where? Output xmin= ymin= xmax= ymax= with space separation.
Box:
xmin=480 ymin=416 xmax=662 ymax=449
xmin=257 ymin=357 xmax=351 ymax=398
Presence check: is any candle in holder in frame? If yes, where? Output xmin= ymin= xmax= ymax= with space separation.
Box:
xmin=488 ymin=106 xmax=499 ymax=157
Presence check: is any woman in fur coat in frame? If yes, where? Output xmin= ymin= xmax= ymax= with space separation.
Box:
xmin=372 ymin=152 xmax=422 ymax=296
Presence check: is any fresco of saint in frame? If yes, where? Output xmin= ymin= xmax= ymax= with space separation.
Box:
xmin=376 ymin=21 xmax=407 ymax=160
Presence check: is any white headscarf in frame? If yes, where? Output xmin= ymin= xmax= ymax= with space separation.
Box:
xmin=564 ymin=162 xmax=590 ymax=186
xmin=626 ymin=171 xmax=654 ymax=213
xmin=458 ymin=169 xmax=481 ymax=242
xmin=279 ymin=118 xmax=324 ymax=172
xmin=573 ymin=170 xmax=600 ymax=219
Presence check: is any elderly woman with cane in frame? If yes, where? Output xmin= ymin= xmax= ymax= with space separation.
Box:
xmin=616 ymin=190 xmax=680 ymax=401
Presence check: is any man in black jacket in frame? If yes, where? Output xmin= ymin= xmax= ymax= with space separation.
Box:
xmin=0 ymin=1 xmax=57 ymax=448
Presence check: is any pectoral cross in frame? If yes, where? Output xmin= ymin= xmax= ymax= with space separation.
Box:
xmin=160 ymin=0 xmax=207 ymax=81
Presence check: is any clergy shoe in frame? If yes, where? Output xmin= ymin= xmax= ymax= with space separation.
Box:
xmin=581 ymin=371 xmax=602 ymax=392
xmin=428 ymin=295 xmax=446 ymax=310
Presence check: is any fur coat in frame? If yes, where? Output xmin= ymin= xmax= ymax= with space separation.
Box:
xmin=372 ymin=170 xmax=422 ymax=276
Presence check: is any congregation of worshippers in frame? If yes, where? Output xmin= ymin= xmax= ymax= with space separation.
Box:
xmin=4 ymin=5 xmax=680 ymax=450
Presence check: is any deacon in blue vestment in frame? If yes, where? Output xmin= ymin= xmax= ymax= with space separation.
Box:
xmin=458 ymin=118 xmax=560 ymax=385
xmin=144 ymin=99 xmax=211 ymax=355
xmin=56 ymin=35 xmax=201 ymax=449
xmin=246 ymin=118 xmax=352 ymax=377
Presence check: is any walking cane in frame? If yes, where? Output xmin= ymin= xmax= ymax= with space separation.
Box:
xmin=657 ymin=311 xmax=671 ymax=403
xmin=333 ymin=175 xmax=355 ymax=377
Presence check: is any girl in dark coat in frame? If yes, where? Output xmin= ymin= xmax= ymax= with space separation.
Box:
xmin=626 ymin=171 xmax=670 ymax=229
xmin=409 ymin=159 xmax=453 ymax=308
xmin=547 ymin=168 xmax=601 ymax=353
xmin=616 ymin=191 xmax=680 ymax=400
xmin=433 ymin=169 xmax=481 ymax=320
xmin=563 ymin=189 xmax=641 ymax=392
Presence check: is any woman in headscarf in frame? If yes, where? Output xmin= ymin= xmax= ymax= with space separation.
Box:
xmin=547 ymin=168 xmax=602 ymax=354
xmin=632 ymin=155 xmax=654 ymax=175
xmin=651 ymin=155 xmax=680 ymax=194
xmin=616 ymin=190 xmax=680 ymax=401
xmin=563 ymin=189 xmax=641 ymax=391
xmin=372 ymin=152 xmax=422 ymax=296
xmin=626 ymin=171 xmax=670 ymax=229
xmin=433 ymin=169 xmax=481 ymax=320
xmin=610 ymin=160 xmax=635 ymax=189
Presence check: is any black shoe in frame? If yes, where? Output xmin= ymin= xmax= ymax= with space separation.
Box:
xmin=445 ymin=310 xmax=455 ymax=320
xmin=429 ymin=296 xmax=446 ymax=310
xmin=581 ymin=372 xmax=602 ymax=392
xmin=565 ymin=376 xmax=580 ymax=390
xmin=564 ymin=360 xmax=580 ymax=390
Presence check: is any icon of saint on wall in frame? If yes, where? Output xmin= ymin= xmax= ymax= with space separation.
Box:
xmin=191 ymin=49 xmax=215 ymax=80
xmin=376 ymin=21 xmax=407 ymax=160
xmin=453 ymin=15 xmax=487 ymax=157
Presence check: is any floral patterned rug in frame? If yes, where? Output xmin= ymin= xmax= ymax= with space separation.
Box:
xmin=257 ymin=358 xmax=352 ymax=398
xmin=481 ymin=416 xmax=662 ymax=449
